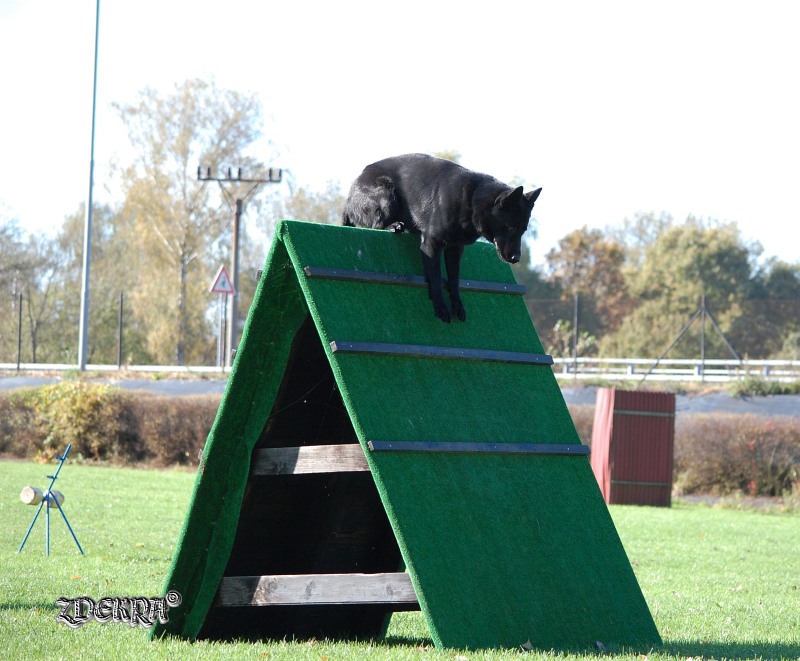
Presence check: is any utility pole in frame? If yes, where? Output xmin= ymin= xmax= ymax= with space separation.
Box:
xmin=198 ymin=166 xmax=282 ymax=367
xmin=572 ymin=292 xmax=579 ymax=378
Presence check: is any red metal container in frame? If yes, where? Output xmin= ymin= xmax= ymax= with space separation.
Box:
xmin=590 ymin=388 xmax=675 ymax=507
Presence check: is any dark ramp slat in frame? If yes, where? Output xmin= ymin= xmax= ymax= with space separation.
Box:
xmin=330 ymin=340 xmax=553 ymax=365
xmin=303 ymin=266 xmax=526 ymax=295
xmin=367 ymin=440 xmax=590 ymax=455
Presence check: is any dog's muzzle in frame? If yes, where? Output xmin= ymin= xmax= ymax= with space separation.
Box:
xmin=494 ymin=239 xmax=520 ymax=264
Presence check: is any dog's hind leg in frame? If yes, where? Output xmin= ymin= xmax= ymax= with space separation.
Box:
xmin=444 ymin=244 xmax=466 ymax=322
xmin=420 ymin=237 xmax=451 ymax=323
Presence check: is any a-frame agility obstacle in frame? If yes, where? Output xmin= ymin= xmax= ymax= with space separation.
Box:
xmin=151 ymin=220 xmax=661 ymax=651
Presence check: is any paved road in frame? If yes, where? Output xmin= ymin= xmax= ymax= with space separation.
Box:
xmin=0 ymin=375 xmax=228 ymax=397
xmin=1 ymin=376 xmax=798 ymax=417
xmin=560 ymin=385 xmax=800 ymax=418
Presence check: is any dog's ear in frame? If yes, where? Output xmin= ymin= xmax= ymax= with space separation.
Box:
xmin=525 ymin=188 xmax=542 ymax=208
xmin=498 ymin=186 xmax=524 ymax=209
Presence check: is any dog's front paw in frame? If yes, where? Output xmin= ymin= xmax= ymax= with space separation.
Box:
xmin=448 ymin=293 xmax=466 ymax=322
xmin=432 ymin=300 xmax=451 ymax=323
xmin=389 ymin=222 xmax=405 ymax=233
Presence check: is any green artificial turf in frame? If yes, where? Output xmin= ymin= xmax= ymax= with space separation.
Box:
xmin=150 ymin=220 xmax=660 ymax=649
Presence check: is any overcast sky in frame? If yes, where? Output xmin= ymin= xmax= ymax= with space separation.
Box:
xmin=1 ymin=0 xmax=798 ymax=265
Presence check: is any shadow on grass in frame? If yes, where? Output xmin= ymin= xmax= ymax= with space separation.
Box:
xmin=662 ymin=640 xmax=800 ymax=661
xmin=0 ymin=600 xmax=58 ymax=611
xmin=383 ymin=634 xmax=434 ymax=648
xmin=385 ymin=636 xmax=800 ymax=659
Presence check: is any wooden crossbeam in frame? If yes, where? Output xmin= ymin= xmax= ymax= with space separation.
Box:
xmin=251 ymin=445 xmax=369 ymax=476
xmin=215 ymin=573 xmax=419 ymax=608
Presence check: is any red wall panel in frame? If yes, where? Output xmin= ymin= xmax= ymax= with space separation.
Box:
xmin=590 ymin=389 xmax=675 ymax=506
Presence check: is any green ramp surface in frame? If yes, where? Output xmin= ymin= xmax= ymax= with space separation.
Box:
xmin=152 ymin=219 xmax=661 ymax=651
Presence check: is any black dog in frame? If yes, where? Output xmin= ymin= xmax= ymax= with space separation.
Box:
xmin=342 ymin=153 xmax=541 ymax=322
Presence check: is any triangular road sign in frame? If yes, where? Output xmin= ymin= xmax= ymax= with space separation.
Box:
xmin=210 ymin=265 xmax=235 ymax=295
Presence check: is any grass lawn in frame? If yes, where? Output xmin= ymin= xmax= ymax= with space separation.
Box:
xmin=0 ymin=460 xmax=798 ymax=660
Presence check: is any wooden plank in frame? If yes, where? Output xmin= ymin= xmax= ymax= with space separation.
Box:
xmin=330 ymin=340 xmax=554 ymax=365
xmin=251 ymin=445 xmax=369 ymax=476
xmin=215 ymin=573 xmax=419 ymax=607
xmin=303 ymin=266 xmax=526 ymax=295
xmin=367 ymin=440 xmax=590 ymax=456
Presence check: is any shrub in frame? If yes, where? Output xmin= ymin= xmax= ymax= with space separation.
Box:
xmin=567 ymin=404 xmax=595 ymax=447
xmin=0 ymin=383 xmax=220 ymax=466
xmin=125 ymin=395 xmax=219 ymax=465
xmin=727 ymin=377 xmax=800 ymax=397
xmin=0 ymin=392 xmax=39 ymax=457
xmin=674 ymin=414 xmax=800 ymax=496
xmin=566 ymin=403 xmax=800 ymax=498
xmin=18 ymin=382 xmax=125 ymax=461
xmin=3 ymin=385 xmax=799 ymax=499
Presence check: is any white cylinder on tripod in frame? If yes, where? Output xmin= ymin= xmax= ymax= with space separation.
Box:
xmin=20 ymin=486 xmax=43 ymax=505
xmin=43 ymin=490 xmax=65 ymax=508
xmin=19 ymin=486 xmax=65 ymax=507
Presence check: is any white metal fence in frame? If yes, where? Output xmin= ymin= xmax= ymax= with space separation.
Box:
xmin=3 ymin=358 xmax=800 ymax=384
xmin=553 ymin=357 xmax=800 ymax=383
xmin=0 ymin=363 xmax=226 ymax=375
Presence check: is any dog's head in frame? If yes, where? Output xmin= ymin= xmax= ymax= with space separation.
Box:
xmin=485 ymin=186 xmax=542 ymax=264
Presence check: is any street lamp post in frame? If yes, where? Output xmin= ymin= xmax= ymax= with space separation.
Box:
xmin=78 ymin=0 xmax=101 ymax=371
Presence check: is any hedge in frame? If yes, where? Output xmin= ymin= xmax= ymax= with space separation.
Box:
xmin=1 ymin=384 xmax=798 ymax=497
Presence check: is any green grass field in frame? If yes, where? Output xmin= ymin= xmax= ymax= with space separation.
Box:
xmin=0 ymin=460 xmax=798 ymax=660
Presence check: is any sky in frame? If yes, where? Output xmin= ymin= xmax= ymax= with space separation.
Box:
xmin=1 ymin=0 xmax=799 ymax=266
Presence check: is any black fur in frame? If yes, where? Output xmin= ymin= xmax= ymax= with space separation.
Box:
xmin=343 ymin=153 xmax=541 ymax=322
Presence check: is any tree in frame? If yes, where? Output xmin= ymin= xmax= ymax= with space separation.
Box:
xmin=0 ymin=216 xmax=70 ymax=363
xmin=58 ymin=203 xmax=154 ymax=365
xmin=544 ymin=226 xmax=632 ymax=348
xmin=628 ymin=217 xmax=753 ymax=308
xmin=731 ymin=260 xmax=800 ymax=358
xmin=114 ymin=79 xmax=269 ymax=365
xmin=606 ymin=217 xmax=755 ymax=358
xmin=271 ymin=181 xmax=346 ymax=230
xmin=0 ymin=219 xmax=30 ymax=361
xmin=510 ymin=233 xmax=566 ymax=352
xmin=609 ymin=211 xmax=674 ymax=269
xmin=433 ymin=149 xmax=461 ymax=163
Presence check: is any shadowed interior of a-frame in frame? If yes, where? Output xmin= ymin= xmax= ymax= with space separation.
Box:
xmin=198 ymin=315 xmax=409 ymax=642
